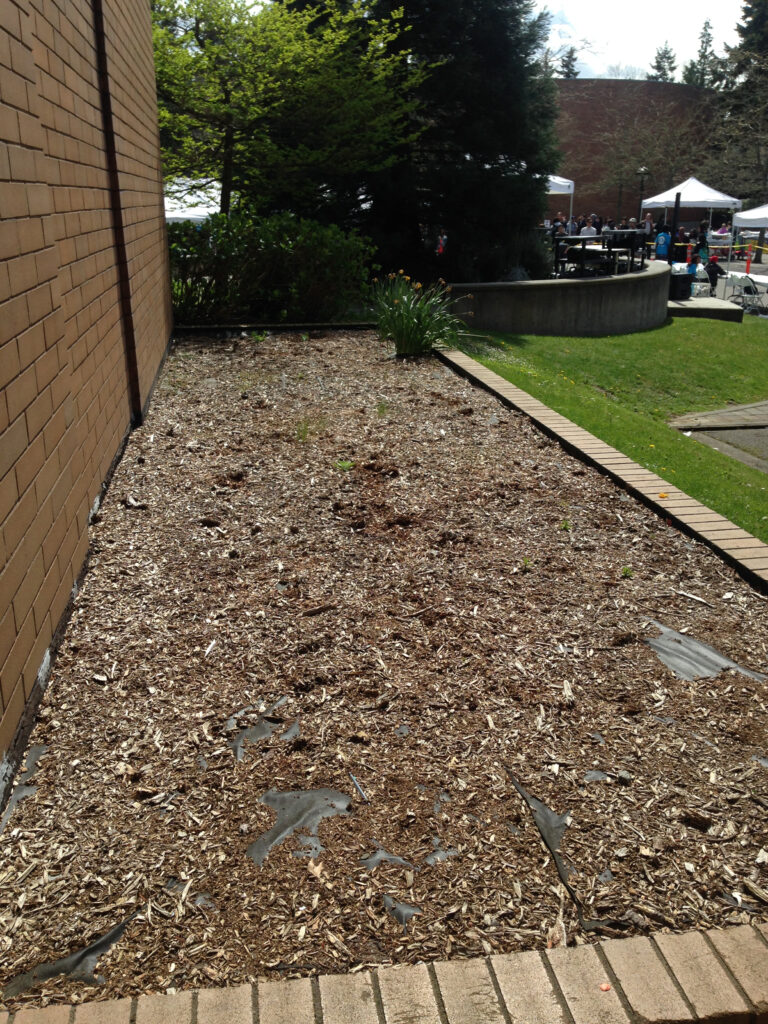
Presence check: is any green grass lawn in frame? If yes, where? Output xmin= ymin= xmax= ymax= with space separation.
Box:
xmin=457 ymin=317 xmax=768 ymax=543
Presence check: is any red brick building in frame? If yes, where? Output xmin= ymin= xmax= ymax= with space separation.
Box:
xmin=549 ymin=78 xmax=714 ymax=224
xmin=0 ymin=0 xmax=172 ymax=793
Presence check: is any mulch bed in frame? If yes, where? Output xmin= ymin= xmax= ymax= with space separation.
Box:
xmin=1 ymin=329 xmax=767 ymax=1009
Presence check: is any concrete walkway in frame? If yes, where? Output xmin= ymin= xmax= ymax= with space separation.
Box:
xmin=670 ymin=400 xmax=768 ymax=475
xmin=4 ymin=350 xmax=768 ymax=1024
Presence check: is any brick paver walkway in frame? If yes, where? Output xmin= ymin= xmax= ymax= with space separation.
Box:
xmin=3 ymin=924 xmax=767 ymax=1023
xmin=4 ymin=349 xmax=768 ymax=1024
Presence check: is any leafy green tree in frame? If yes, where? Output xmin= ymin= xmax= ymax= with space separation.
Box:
xmin=647 ymin=42 xmax=677 ymax=82
xmin=682 ymin=21 xmax=725 ymax=88
xmin=357 ymin=0 xmax=559 ymax=280
xmin=153 ymin=0 xmax=422 ymax=219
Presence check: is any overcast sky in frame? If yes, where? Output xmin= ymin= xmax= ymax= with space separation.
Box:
xmin=532 ymin=0 xmax=743 ymax=79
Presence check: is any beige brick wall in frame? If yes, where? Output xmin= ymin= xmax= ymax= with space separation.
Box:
xmin=0 ymin=0 xmax=172 ymax=776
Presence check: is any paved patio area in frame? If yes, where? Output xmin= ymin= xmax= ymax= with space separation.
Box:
xmin=670 ymin=400 xmax=768 ymax=475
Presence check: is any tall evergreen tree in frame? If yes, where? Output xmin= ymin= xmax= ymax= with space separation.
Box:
xmin=647 ymin=42 xmax=677 ymax=81
xmin=559 ymin=46 xmax=579 ymax=79
xmin=700 ymin=0 xmax=768 ymax=204
xmin=733 ymin=0 xmax=768 ymax=68
xmin=358 ymin=0 xmax=559 ymax=281
xmin=682 ymin=21 xmax=725 ymax=88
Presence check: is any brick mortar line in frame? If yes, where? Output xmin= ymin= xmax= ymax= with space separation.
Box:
xmin=701 ymin=931 xmax=760 ymax=1019
xmin=591 ymin=943 xmax=637 ymax=1021
xmin=425 ymin=962 xmax=450 ymax=1024
xmin=368 ymin=969 xmax=387 ymax=1024
xmin=647 ymin=933 xmax=734 ymax=1024
xmin=482 ymin=955 xmax=514 ymax=1024
xmin=310 ymin=974 xmax=323 ymax=1024
xmin=596 ymin=939 xmax=686 ymax=1024
xmin=435 ymin=348 xmax=768 ymax=595
xmin=534 ymin=949 xmax=576 ymax=1024
xmin=251 ymin=980 xmax=259 ymax=1024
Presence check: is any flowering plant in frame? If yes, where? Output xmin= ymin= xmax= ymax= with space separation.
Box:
xmin=371 ymin=271 xmax=467 ymax=357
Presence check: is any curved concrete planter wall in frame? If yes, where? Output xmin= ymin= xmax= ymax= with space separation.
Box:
xmin=451 ymin=260 xmax=670 ymax=337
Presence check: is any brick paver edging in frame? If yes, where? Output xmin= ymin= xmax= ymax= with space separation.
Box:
xmin=435 ymin=348 xmax=768 ymax=595
xmin=3 ymin=924 xmax=768 ymax=1024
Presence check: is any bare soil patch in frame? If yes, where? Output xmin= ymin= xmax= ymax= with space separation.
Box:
xmin=1 ymin=330 xmax=767 ymax=1009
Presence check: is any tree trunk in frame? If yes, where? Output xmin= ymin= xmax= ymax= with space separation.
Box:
xmin=220 ymin=119 xmax=233 ymax=216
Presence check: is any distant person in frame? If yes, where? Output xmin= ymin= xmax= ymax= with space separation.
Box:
xmin=643 ymin=213 xmax=653 ymax=235
xmin=654 ymin=224 xmax=671 ymax=259
xmin=580 ymin=216 xmax=597 ymax=237
xmin=551 ymin=212 xmax=566 ymax=239
xmin=705 ymin=253 xmax=726 ymax=295
xmin=436 ymin=229 xmax=447 ymax=256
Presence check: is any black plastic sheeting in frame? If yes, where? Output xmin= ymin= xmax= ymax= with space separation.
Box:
xmin=360 ymin=847 xmax=413 ymax=870
xmin=647 ymin=621 xmax=767 ymax=683
xmin=506 ymin=768 xmax=631 ymax=936
xmin=3 ymin=914 xmax=134 ymax=999
xmin=246 ymin=789 xmax=352 ymax=865
xmin=382 ymin=894 xmax=421 ymax=932
xmin=0 ymin=745 xmax=47 ymax=835
xmin=425 ymin=838 xmax=459 ymax=866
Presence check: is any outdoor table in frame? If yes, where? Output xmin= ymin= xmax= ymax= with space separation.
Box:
xmin=554 ymin=236 xmax=618 ymax=277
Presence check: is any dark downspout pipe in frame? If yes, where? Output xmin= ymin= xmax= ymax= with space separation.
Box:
xmin=91 ymin=0 xmax=144 ymax=427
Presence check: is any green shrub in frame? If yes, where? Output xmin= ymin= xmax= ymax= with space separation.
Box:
xmin=168 ymin=210 xmax=374 ymax=323
xmin=371 ymin=272 xmax=467 ymax=357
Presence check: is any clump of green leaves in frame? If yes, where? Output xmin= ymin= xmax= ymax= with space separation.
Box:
xmin=295 ymin=417 xmax=325 ymax=442
xmin=334 ymin=459 xmax=355 ymax=471
xmin=168 ymin=211 xmax=374 ymax=322
xmin=621 ymin=565 xmax=634 ymax=579
xmin=560 ymin=518 xmax=572 ymax=532
xmin=372 ymin=272 xmax=467 ymax=357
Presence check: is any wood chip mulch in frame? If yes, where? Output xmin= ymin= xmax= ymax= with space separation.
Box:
xmin=1 ymin=330 xmax=767 ymax=1009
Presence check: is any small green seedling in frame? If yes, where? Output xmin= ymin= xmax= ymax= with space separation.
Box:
xmin=521 ymin=557 xmax=533 ymax=572
xmin=335 ymin=459 xmax=355 ymax=471
xmin=376 ymin=401 xmax=390 ymax=418
xmin=621 ymin=565 xmax=634 ymax=579
xmin=560 ymin=519 xmax=572 ymax=532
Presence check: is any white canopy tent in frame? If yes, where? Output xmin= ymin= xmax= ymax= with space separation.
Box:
xmin=547 ymin=174 xmax=574 ymax=221
xmin=733 ymin=203 xmax=768 ymax=228
xmin=641 ymin=176 xmax=741 ymax=212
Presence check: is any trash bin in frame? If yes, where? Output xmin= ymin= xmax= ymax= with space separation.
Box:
xmin=669 ymin=274 xmax=691 ymax=300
